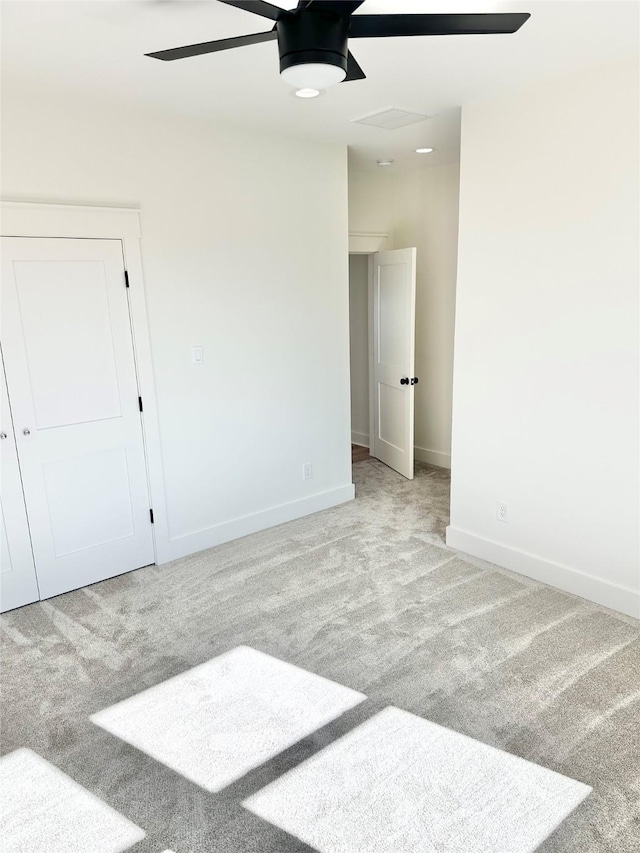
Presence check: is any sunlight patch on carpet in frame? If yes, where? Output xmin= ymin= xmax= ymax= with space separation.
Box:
xmin=0 ymin=748 xmax=145 ymax=853
xmin=244 ymin=706 xmax=591 ymax=853
xmin=91 ymin=645 xmax=365 ymax=792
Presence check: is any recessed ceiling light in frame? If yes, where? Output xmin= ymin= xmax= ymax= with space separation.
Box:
xmin=376 ymin=159 xmax=394 ymax=167
xmin=416 ymin=147 xmax=434 ymax=154
xmin=294 ymin=88 xmax=321 ymax=99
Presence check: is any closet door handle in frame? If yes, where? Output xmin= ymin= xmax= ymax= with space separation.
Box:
xmin=22 ymin=428 xmax=31 ymax=436
xmin=0 ymin=432 xmax=7 ymax=440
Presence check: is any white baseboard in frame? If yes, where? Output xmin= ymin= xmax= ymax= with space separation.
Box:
xmin=446 ymin=526 xmax=639 ymax=620
xmin=414 ymin=446 xmax=451 ymax=470
xmin=160 ymin=484 xmax=356 ymax=563
xmin=351 ymin=431 xmax=369 ymax=448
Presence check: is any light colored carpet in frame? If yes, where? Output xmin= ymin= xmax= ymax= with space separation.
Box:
xmin=1 ymin=460 xmax=638 ymax=852
xmin=245 ymin=706 xmax=591 ymax=853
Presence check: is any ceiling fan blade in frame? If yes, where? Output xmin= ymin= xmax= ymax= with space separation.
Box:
xmin=146 ymin=29 xmax=277 ymax=61
xmin=344 ymin=51 xmax=366 ymax=81
xmin=349 ymin=12 xmax=531 ymax=39
xmin=216 ymin=0 xmax=286 ymax=22
xmin=301 ymin=1 xmax=366 ymax=12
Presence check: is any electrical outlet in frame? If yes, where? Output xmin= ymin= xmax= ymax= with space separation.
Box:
xmin=497 ymin=501 xmax=508 ymax=523
xmin=303 ymin=463 xmax=313 ymax=481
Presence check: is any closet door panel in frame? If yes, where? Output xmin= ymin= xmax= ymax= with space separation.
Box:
xmin=0 ymin=362 xmax=39 ymax=612
xmin=1 ymin=237 xmax=155 ymax=600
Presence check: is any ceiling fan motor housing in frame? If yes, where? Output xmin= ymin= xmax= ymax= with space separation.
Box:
xmin=277 ymin=9 xmax=350 ymax=77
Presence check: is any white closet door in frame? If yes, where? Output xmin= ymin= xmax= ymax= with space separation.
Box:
xmin=0 ymin=362 xmax=40 ymax=612
xmin=1 ymin=237 xmax=154 ymax=600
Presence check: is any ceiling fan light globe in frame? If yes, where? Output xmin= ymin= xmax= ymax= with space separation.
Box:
xmin=281 ymin=62 xmax=346 ymax=90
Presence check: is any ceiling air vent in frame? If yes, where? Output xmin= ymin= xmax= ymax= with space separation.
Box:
xmin=351 ymin=107 xmax=430 ymax=130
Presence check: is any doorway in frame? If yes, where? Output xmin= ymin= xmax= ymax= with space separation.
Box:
xmin=349 ymin=253 xmax=371 ymax=460
xmin=348 ymin=244 xmax=417 ymax=480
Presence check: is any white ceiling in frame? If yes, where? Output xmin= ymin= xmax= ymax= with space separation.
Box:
xmin=2 ymin=0 xmax=638 ymax=171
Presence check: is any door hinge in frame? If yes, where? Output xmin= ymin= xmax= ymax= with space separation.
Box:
xmin=138 ymin=396 xmax=143 ymax=412
xmin=149 ymin=508 xmax=154 ymax=524
xmin=124 ymin=270 xmax=130 ymax=288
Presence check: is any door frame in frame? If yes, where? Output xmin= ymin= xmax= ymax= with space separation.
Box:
xmin=367 ymin=253 xmax=376 ymax=459
xmin=1 ymin=201 xmax=170 ymax=564
xmin=348 ymin=235 xmax=418 ymax=472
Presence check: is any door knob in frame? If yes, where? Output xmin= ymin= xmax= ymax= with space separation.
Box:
xmin=0 ymin=432 xmax=6 ymax=440
xmin=23 ymin=428 xmax=31 ymax=436
xmin=400 ymin=377 xmax=409 ymax=386
xmin=410 ymin=377 xmax=419 ymax=386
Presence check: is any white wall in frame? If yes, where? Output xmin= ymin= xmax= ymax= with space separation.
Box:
xmin=348 ymin=254 xmax=370 ymax=447
xmin=348 ymin=168 xmax=397 ymax=238
xmin=448 ymin=58 xmax=640 ymax=618
xmin=348 ymin=162 xmax=460 ymax=469
xmin=1 ymin=85 xmax=353 ymax=562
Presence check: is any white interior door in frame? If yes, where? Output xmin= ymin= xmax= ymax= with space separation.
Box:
xmin=371 ymin=248 xmax=417 ymax=480
xmin=0 ymin=361 xmax=40 ymax=611
xmin=1 ymin=237 xmax=155 ymax=600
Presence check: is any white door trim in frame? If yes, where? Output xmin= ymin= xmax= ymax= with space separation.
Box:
xmin=367 ymin=253 xmax=375 ymax=459
xmin=347 ymin=250 xmax=376 ymax=457
xmin=348 ymin=232 xmax=389 ymax=254
xmin=1 ymin=201 xmax=170 ymax=563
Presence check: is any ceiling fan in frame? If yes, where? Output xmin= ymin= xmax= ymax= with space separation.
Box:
xmin=146 ymin=1 xmax=531 ymax=91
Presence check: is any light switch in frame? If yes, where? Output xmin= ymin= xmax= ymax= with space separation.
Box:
xmin=192 ymin=346 xmax=203 ymax=364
